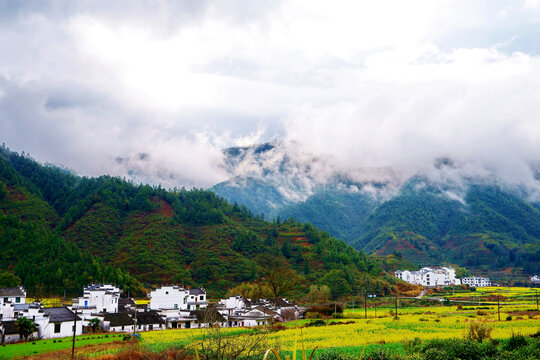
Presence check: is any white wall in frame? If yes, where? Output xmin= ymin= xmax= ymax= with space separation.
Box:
xmin=149 ymin=286 xmax=188 ymax=310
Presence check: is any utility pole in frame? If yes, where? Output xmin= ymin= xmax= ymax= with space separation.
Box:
xmin=364 ymin=292 xmax=367 ymax=319
xmin=394 ymin=295 xmax=398 ymax=320
xmin=497 ymin=296 xmax=501 ymax=321
xmin=71 ymin=308 xmax=78 ymax=360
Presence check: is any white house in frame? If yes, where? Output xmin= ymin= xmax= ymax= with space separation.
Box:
xmin=187 ymin=288 xmax=208 ymax=310
xmin=0 ymin=287 xmax=26 ymax=319
xmin=40 ymin=307 xmax=83 ymax=339
xmin=136 ymin=311 xmax=166 ymax=331
xmin=74 ymin=284 xmax=121 ymax=314
xmin=148 ymin=286 xmax=189 ymax=310
xmin=102 ymin=313 xmax=135 ymax=333
xmin=461 ymin=277 xmax=492 ymax=287
xmin=530 ymin=275 xmax=540 ymax=284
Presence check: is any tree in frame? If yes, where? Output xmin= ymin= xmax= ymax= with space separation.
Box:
xmin=0 ymin=182 xmax=6 ymax=200
xmin=320 ymin=270 xmax=353 ymax=299
xmin=0 ymin=271 xmax=21 ymax=287
xmin=305 ymin=285 xmax=331 ymax=303
xmin=259 ymin=257 xmax=301 ymax=298
xmin=15 ymin=317 xmax=37 ymax=341
xmin=88 ymin=318 xmax=101 ymax=333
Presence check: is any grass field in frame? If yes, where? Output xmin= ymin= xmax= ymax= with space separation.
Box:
xmin=3 ymin=290 xmax=540 ymax=359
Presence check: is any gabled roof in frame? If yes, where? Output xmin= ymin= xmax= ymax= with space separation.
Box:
xmin=1 ymin=321 xmax=18 ymax=335
xmin=43 ymin=307 xmax=81 ymax=322
xmin=0 ymin=287 xmax=25 ymax=297
xmin=136 ymin=311 xmax=165 ymax=325
xmin=265 ymin=298 xmax=293 ymax=307
xmin=191 ymin=305 xmax=226 ymax=323
xmin=104 ymin=313 xmax=134 ymax=327
xmin=189 ymin=288 xmax=205 ymax=295
xmin=119 ymin=298 xmax=136 ymax=306
xmin=252 ymin=305 xmax=278 ymax=316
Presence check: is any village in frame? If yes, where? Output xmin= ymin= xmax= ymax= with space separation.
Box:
xmin=0 ymin=284 xmax=303 ymax=344
xmin=395 ymin=266 xmax=493 ymax=287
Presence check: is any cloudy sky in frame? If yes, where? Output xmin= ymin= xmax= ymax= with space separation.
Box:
xmin=2 ymin=0 xmax=540 ymax=188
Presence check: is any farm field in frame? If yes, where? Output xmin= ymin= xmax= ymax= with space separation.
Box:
xmin=3 ymin=300 xmax=539 ymax=359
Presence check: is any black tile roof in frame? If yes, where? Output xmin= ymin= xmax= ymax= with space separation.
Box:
xmin=119 ymin=298 xmax=136 ymax=306
xmin=1 ymin=321 xmax=18 ymax=335
xmin=104 ymin=313 xmax=134 ymax=327
xmin=0 ymin=287 xmax=25 ymax=297
xmin=136 ymin=311 xmax=165 ymax=325
xmin=43 ymin=307 xmax=81 ymax=322
xmin=191 ymin=305 xmax=226 ymax=323
xmin=189 ymin=288 xmax=205 ymax=295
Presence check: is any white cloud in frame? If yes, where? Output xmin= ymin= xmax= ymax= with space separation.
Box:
xmin=1 ymin=1 xmax=540 ymax=191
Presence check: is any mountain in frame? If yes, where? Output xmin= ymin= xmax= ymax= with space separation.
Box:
xmin=0 ymin=144 xmax=393 ymax=298
xmin=212 ymin=143 xmax=540 ymax=282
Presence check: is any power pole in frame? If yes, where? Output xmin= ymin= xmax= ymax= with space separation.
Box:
xmin=364 ymin=292 xmax=367 ymax=319
xmin=497 ymin=296 xmax=501 ymax=321
xmin=394 ymin=295 xmax=398 ymax=320
xmin=71 ymin=308 xmax=78 ymax=360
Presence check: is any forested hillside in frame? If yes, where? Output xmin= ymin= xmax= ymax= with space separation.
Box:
xmin=0 ymin=144 xmax=393 ymax=298
xmin=213 ymin=145 xmax=540 ymax=282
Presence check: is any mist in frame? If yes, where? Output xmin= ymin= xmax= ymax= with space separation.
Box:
xmin=1 ymin=1 xmax=540 ymax=197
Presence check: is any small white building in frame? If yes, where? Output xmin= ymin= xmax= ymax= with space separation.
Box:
xmin=136 ymin=311 xmax=166 ymax=331
xmin=102 ymin=313 xmax=135 ymax=333
xmin=461 ymin=277 xmax=492 ymax=287
xmin=187 ymin=288 xmax=208 ymax=310
xmin=148 ymin=286 xmax=189 ymax=310
xmin=0 ymin=287 xmax=26 ymax=319
xmin=530 ymin=275 xmax=540 ymax=284
xmin=41 ymin=307 xmax=83 ymax=339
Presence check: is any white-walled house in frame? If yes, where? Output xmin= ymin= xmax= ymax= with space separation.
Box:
xmin=102 ymin=313 xmax=135 ymax=333
xmin=136 ymin=311 xmax=166 ymax=331
xmin=40 ymin=307 xmax=83 ymax=339
xmin=74 ymin=284 xmax=121 ymax=314
xmin=148 ymin=286 xmax=189 ymax=310
xmin=0 ymin=287 xmax=26 ymax=319
xmin=187 ymin=288 xmax=208 ymax=310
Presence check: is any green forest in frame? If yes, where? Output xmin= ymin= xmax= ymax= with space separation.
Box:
xmin=0 ymin=144 xmax=396 ymax=298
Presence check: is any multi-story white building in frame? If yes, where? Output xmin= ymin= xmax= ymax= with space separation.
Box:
xmin=148 ymin=285 xmax=189 ymax=310
xmin=148 ymin=286 xmax=207 ymax=311
xmin=73 ymin=284 xmax=121 ymax=313
xmin=395 ymin=267 xmax=460 ymax=287
xmin=461 ymin=277 xmax=492 ymax=287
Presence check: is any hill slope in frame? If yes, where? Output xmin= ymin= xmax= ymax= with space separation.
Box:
xmin=213 ymin=144 xmax=540 ymax=281
xmin=0 ymin=144 xmax=392 ymax=297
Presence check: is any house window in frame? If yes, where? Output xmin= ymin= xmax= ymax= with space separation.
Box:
xmin=174 ymin=304 xmax=178 ymax=309
xmin=165 ymin=291 xmax=169 ymax=295
xmin=54 ymin=323 xmax=61 ymax=333
xmin=121 ymin=326 xmax=124 ymax=330
xmin=15 ymin=297 xmax=20 ymax=303
xmin=72 ymin=325 xmax=75 ymax=331
xmin=3 ymin=297 xmax=7 ymax=302
xmin=200 ymin=295 xmax=204 ymax=301
xmin=149 ymin=324 xmax=153 ymax=330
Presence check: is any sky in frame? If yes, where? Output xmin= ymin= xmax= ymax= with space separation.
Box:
xmin=2 ymin=0 xmax=540 ymax=190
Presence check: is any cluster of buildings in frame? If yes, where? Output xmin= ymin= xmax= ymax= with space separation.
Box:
xmin=395 ymin=266 xmax=492 ymax=287
xmin=0 ymin=284 xmax=301 ymax=344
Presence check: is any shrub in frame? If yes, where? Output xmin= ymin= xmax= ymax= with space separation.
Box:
xmin=465 ymin=322 xmax=493 ymax=343
xmin=503 ymin=333 xmax=528 ymax=351
xmin=476 ymin=310 xmax=488 ymax=316
xmin=314 ymin=350 xmax=355 ymax=360
xmin=506 ymin=315 xmax=512 ymax=321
